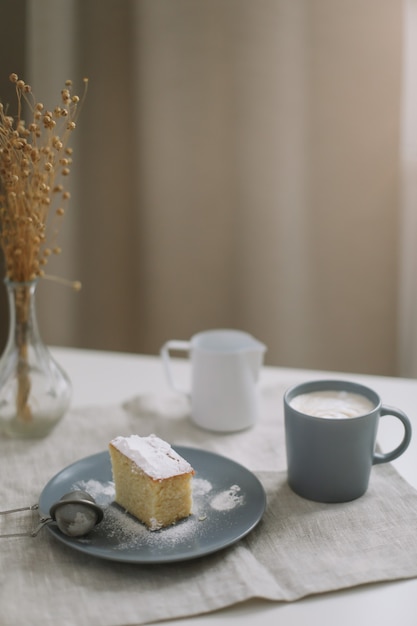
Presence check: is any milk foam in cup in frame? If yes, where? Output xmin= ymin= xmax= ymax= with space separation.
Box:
xmin=289 ymin=390 xmax=375 ymax=419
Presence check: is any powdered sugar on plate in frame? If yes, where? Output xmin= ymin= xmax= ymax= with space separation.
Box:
xmin=210 ymin=485 xmax=245 ymax=511
xmin=72 ymin=476 xmax=246 ymax=550
xmin=75 ymin=479 xmax=115 ymax=506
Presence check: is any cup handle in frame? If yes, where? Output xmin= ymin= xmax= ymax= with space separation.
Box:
xmin=373 ymin=405 xmax=412 ymax=465
xmin=160 ymin=340 xmax=191 ymax=396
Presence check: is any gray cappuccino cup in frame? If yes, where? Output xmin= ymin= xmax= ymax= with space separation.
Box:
xmin=284 ymin=380 xmax=412 ymax=503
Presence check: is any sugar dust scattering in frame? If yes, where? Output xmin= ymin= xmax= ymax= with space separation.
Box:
xmin=71 ymin=476 xmax=245 ymax=551
xmin=74 ymin=479 xmax=115 ymax=506
xmin=210 ymin=485 xmax=245 ymax=511
xmin=193 ymin=479 xmax=245 ymax=512
xmin=192 ymin=478 xmax=213 ymax=497
xmin=101 ymin=503 xmax=201 ymax=550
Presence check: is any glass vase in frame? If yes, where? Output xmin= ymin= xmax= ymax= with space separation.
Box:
xmin=0 ymin=279 xmax=72 ymax=438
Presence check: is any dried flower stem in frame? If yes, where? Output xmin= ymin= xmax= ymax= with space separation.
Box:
xmin=14 ymin=282 xmax=32 ymax=422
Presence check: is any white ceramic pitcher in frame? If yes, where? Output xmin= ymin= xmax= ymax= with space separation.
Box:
xmin=160 ymin=329 xmax=266 ymax=432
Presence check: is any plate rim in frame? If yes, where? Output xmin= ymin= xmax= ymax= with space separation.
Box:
xmin=39 ymin=445 xmax=266 ymax=564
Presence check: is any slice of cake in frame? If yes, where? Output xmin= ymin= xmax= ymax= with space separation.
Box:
xmin=108 ymin=434 xmax=194 ymax=531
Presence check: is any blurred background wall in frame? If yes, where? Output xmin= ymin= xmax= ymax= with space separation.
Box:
xmin=1 ymin=0 xmax=415 ymax=377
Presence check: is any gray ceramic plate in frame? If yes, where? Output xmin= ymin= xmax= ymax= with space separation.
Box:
xmin=38 ymin=446 xmax=266 ymax=563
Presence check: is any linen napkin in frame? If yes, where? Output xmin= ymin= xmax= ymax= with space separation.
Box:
xmin=1 ymin=383 xmax=417 ymax=626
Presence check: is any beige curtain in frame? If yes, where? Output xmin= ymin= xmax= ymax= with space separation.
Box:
xmin=399 ymin=0 xmax=417 ymax=377
xmin=12 ymin=0 xmax=405 ymax=375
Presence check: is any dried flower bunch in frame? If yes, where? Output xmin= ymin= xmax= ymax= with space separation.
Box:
xmin=0 ymin=73 xmax=87 ymax=285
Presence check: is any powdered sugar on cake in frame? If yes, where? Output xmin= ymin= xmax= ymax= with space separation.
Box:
xmin=110 ymin=434 xmax=193 ymax=479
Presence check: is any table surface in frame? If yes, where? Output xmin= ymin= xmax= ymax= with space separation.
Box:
xmin=51 ymin=346 xmax=417 ymax=626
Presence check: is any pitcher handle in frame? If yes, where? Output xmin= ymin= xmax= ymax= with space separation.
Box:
xmin=160 ymin=340 xmax=191 ymax=396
